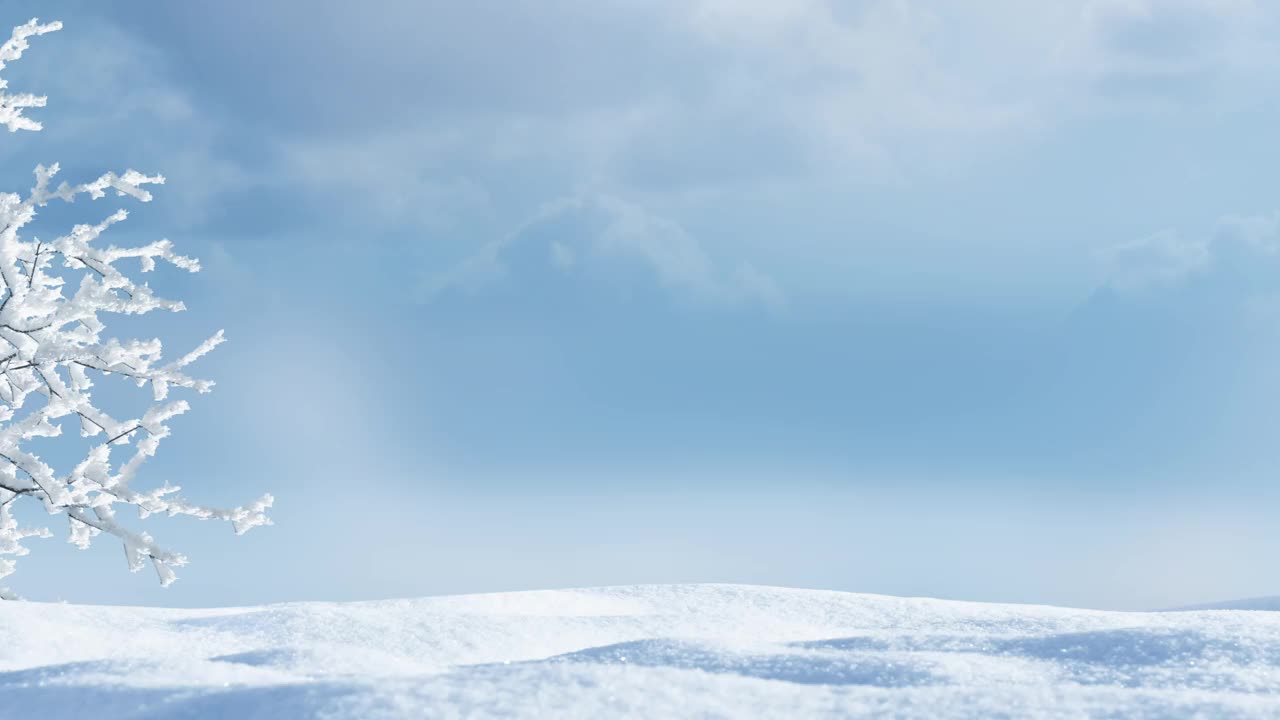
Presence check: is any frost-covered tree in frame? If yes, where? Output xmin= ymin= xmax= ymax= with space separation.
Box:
xmin=0 ymin=19 xmax=271 ymax=599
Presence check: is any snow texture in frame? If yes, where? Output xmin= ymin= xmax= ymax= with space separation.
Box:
xmin=2 ymin=584 xmax=1279 ymax=719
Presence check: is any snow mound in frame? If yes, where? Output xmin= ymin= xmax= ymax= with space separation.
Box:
xmin=2 ymin=584 xmax=1280 ymax=719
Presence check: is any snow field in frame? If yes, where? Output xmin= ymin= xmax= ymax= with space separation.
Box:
xmin=2 ymin=584 xmax=1279 ymax=719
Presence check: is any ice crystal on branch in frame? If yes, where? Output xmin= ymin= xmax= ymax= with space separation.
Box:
xmin=0 ymin=18 xmax=60 ymax=132
xmin=0 ymin=19 xmax=271 ymax=597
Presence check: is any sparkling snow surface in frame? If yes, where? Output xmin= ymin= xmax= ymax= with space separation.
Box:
xmin=2 ymin=584 xmax=1279 ymax=719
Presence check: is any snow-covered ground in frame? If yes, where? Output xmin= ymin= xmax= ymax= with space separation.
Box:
xmin=2 ymin=584 xmax=1279 ymax=719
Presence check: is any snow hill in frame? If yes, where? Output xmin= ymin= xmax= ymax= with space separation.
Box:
xmin=2 ymin=584 xmax=1279 ymax=719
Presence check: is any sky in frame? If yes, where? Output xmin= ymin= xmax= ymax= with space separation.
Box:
xmin=3 ymin=0 xmax=1280 ymax=611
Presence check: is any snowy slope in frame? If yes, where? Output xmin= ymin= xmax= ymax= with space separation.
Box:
xmin=2 ymin=584 xmax=1279 ymax=719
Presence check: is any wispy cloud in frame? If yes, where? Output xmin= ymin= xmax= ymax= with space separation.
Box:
xmin=425 ymin=194 xmax=784 ymax=310
xmin=1099 ymin=229 xmax=1212 ymax=291
xmin=17 ymin=1 xmax=1280 ymax=305
xmin=1100 ymin=210 xmax=1280 ymax=293
xmin=131 ymin=1 xmax=1280 ymax=198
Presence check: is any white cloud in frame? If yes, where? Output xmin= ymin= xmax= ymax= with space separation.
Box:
xmin=1216 ymin=212 xmax=1280 ymax=254
xmin=1100 ymin=229 xmax=1211 ymax=291
xmin=253 ymin=0 xmax=1280 ymax=214
xmin=47 ymin=2 xmax=1280 ymax=306
xmin=550 ymin=240 xmax=577 ymax=270
xmin=278 ymin=128 xmax=492 ymax=232
xmin=425 ymin=194 xmax=784 ymax=310
xmin=1101 ymin=210 xmax=1280 ymax=292
xmin=1071 ymin=0 xmax=1280 ymax=107
xmin=671 ymin=0 xmax=1280 ymax=150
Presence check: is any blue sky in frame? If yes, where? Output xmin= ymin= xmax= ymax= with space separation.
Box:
xmin=4 ymin=0 xmax=1280 ymax=610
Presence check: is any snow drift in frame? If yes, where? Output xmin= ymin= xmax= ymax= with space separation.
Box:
xmin=2 ymin=584 xmax=1279 ymax=719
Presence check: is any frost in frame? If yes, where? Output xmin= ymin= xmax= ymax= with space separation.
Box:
xmin=0 ymin=19 xmax=270 ymax=593
xmin=0 ymin=18 xmax=61 ymax=132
